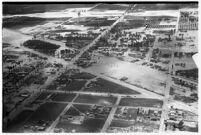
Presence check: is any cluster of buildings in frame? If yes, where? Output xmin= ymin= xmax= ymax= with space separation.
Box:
xmin=172 ymin=77 xmax=197 ymax=91
xmin=4 ymin=64 xmax=36 ymax=96
xmin=3 ymin=51 xmax=49 ymax=130
xmin=165 ymin=106 xmax=198 ymax=131
xmin=175 ymin=68 xmax=198 ymax=81
xmin=111 ymin=107 xmax=161 ymax=133
xmin=66 ymin=32 xmax=99 ymax=49
xmin=61 ymin=115 xmax=85 ymax=125
xmin=178 ymin=10 xmax=198 ymax=30
xmin=94 ymin=27 xmax=155 ymax=61
xmin=58 ymin=105 xmax=110 ymax=129
xmin=75 ymin=51 xmax=96 ymax=68
xmin=22 ymin=119 xmax=49 ymax=132
xmin=58 ymin=49 xmax=79 ymax=61
xmin=141 ymin=61 xmax=168 ymax=72
xmin=108 ymin=122 xmax=159 ymax=133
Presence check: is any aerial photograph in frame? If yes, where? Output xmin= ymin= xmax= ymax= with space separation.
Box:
xmin=2 ymin=1 xmax=199 ymax=133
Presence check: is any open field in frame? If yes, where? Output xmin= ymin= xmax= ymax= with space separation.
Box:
xmin=35 ymin=92 xmax=52 ymax=101
xmin=70 ymin=72 xmax=96 ymax=80
xmin=110 ymin=119 xmax=134 ymax=128
xmin=174 ymin=95 xmax=197 ymax=103
xmin=49 ymin=93 xmax=76 ymax=102
xmin=84 ymin=78 xmax=140 ymax=95
xmin=46 ymin=79 xmax=87 ymax=91
xmin=119 ymin=98 xmax=163 ymax=108
xmin=65 ymin=104 xmax=91 ymax=116
xmin=4 ymin=110 xmax=34 ymax=132
xmin=56 ymin=118 xmax=105 ymax=132
xmin=74 ymin=95 xmax=117 ymax=106
xmin=61 ymin=80 xmax=87 ymax=91
xmin=109 ymin=119 xmax=160 ymax=132
xmin=25 ymin=102 xmax=67 ymax=125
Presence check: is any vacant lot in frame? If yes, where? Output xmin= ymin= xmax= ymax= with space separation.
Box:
xmin=109 ymin=119 xmax=160 ymax=132
xmin=119 ymin=98 xmax=163 ymax=108
xmin=110 ymin=119 xmax=134 ymax=128
xmin=134 ymin=122 xmax=160 ymax=132
xmin=61 ymin=80 xmax=87 ymax=91
xmin=47 ymin=76 xmax=87 ymax=91
xmin=49 ymin=93 xmax=76 ymax=102
xmin=84 ymin=78 xmax=140 ymax=95
xmin=74 ymin=95 xmax=117 ymax=106
xmin=25 ymin=102 xmax=67 ymax=125
xmin=174 ymin=95 xmax=197 ymax=103
xmin=65 ymin=104 xmax=91 ymax=116
xmin=56 ymin=118 xmax=105 ymax=132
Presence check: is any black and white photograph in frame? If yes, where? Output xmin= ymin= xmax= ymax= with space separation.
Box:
xmin=1 ymin=0 xmax=199 ymax=133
